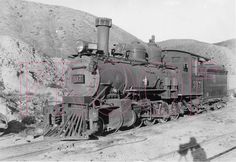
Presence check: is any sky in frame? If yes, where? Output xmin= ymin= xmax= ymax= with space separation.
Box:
xmin=26 ymin=0 xmax=236 ymax=43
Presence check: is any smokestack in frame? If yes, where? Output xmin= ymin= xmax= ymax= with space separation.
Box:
xmin=95 ymin=17 xmax=112 ymax=55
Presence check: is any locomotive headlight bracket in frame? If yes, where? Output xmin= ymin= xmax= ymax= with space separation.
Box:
xmin=76 ymin=40 xmax=98 ymax=54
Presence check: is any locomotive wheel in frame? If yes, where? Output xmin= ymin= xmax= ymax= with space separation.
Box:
xmin=127 ymin=110 xmax=137 ymax=128
xmin=170 ymin=113 xmax=179 ymax=120
xmin=219 ymin=103 xmax=226 ymax=109
xmin=170 ymin=102 xmax=180 ymax=120
xmin=143 ymin=119 xmax=156 ymax=126
xmin=157 ymin=118 xmax=168 ymax=123
xmin=178 ymin=102 xmax=185 ymax=116
xmin=214 ymin=103 xmax=221 ymax=110
xmin=114 ymin=113 xmax=123 ymax=133
xmin=0 ymin=112 xmax=8 ymax=130
xmin=133 ymin=119 xmax=143 ymax=128
xmin=106 ymin=109 xmax=124 ymax=133
xmin=157 ymin=102 xmax=169 ymax=123
xmin=183 ymin=103 xmax=194 ymax=115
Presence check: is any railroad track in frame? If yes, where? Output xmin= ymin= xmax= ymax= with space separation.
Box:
xmin=0 ymin=136 xmax=91 ymax=161
xmin=207 ymin=146 xmax=236 ymax=161
xmin=0 ymin=138 xmax=62 ymax=160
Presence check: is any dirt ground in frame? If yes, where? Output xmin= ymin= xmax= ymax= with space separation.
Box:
xmin=0 ymin=98 xmax=236 ymax=161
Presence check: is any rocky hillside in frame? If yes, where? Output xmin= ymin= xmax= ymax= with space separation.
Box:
xmin=0 ymin=35 xmax=67 ymax=121
xmin=0 ymin=0 xmax=139 ymax=58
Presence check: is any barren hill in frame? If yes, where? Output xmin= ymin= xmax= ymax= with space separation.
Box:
xmin=215 ymin=39 xmax=236 ymax=52
xmin=0 ymin=0 xmax=139 ymax=58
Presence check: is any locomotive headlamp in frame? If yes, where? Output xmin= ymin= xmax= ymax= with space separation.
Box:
xmin=76 ymin=40 xmax=86 ymax=53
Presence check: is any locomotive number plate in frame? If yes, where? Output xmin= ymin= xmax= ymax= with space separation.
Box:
xmin=72 ymin=74 xmax=85 ymax=84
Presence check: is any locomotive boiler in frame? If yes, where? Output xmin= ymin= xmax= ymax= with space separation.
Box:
xmin=44 ymin=17 xmax=228 ymax=139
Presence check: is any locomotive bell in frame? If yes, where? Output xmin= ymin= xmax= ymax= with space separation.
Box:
xmin=95 ymin=17 xmax=112 ymax=55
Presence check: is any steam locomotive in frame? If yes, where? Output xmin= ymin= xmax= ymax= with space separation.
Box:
xmin=44 ymin=17 xmax=227 ymax=139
